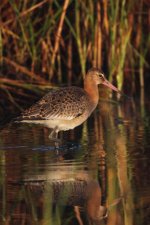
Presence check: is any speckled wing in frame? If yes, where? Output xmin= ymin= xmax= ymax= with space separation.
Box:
xmin=17 ymin=87 xmax=89 ymax=121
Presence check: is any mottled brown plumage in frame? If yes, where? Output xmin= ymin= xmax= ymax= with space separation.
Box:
xmin=19 ymin=87 xmax=89 ymax=121
xmin=16 ymin=68 xmax=119 ymax=138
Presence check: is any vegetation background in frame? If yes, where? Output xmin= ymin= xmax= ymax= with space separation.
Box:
xmin=0 ymin=2 xmax=149 ymax=224
xmin=0 ymin=0 xmax=149 ymax=111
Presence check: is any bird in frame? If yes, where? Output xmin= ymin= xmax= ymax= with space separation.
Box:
xmin=15 ymin=68 xmax=120 ymax=139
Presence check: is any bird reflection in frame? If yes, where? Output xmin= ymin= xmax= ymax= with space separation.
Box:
xmin=23 ymin=162 xmax=107 ymax=223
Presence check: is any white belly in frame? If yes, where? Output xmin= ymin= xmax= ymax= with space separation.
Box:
xmin=20 ymin=113 xmax=89 ymax=131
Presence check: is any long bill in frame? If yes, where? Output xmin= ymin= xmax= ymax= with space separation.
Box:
xmin=102 ymin=79 xmax=120 ymax=93
xmin=102 ymin=79 xmax=132 ymax=100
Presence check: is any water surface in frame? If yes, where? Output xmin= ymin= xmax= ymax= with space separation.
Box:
xmin=0 ymin=98 xmax=149 ymax=225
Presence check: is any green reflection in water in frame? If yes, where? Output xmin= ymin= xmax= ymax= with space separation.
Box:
xmin=0 ymin=98 xmax=150 ymax=225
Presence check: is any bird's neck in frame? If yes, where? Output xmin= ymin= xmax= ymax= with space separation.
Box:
xmin=84 ymin=80 xmax=99 ymax=105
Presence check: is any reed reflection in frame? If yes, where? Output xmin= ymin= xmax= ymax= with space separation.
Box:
xmin=0 ymin=93 xmax=149 ymax=225
xmin=1 ymin=152 xmax=107 ymax=224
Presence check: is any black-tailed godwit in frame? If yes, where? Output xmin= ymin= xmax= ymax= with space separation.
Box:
xmin=16 ymin=68 xmax=120 ymax=139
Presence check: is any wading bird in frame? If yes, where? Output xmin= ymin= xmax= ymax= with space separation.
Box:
xmin=16 ymin=68 xmax=120 ymax=139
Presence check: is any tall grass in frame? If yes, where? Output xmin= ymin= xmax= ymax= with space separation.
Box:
xmin=0 ymin=0 xmax=149 ymax=106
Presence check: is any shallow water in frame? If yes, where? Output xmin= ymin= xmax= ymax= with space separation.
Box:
xmin=0 ymin=98 xmax=150 ymax=225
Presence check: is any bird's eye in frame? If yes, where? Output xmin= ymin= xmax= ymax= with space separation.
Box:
xmin=99 ymin=73 xmax=104 ymax=79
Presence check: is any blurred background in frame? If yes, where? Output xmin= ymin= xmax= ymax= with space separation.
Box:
xmin=0 ymin=0 xmax=149 ymax=119
xmin=0 ymin=1 xmax=150 ymax=225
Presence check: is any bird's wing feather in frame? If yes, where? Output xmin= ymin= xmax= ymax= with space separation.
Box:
xmin=17 ymin=87 xmax=89 ymax=121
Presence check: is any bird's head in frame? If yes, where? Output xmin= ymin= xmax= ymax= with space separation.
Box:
xmin=87 ymin=68 xmax=120 ymax=93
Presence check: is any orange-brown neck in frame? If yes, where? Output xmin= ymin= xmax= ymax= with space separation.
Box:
xmin=84 ymin=79 xmax=99 ymax=105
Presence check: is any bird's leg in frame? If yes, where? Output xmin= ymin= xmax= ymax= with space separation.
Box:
xmin=48 ymin=126 xmax=59 ymax=140
xmin=49 ymin=127 xmax=61 ymax=153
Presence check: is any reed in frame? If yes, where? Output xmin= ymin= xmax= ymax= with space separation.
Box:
xmin=0 ymin=0 xmax=149 ymax=107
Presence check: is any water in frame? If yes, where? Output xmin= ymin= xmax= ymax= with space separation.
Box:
xmin=0 ymin=98 xmax=150 ymax=225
